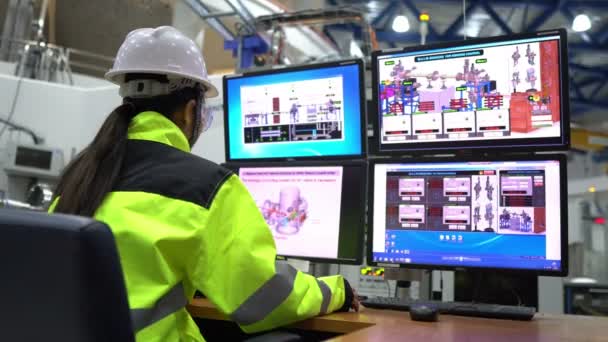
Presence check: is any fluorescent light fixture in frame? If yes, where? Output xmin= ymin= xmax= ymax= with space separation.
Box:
xmin=572 ymin=14 xmax=592 ymax=32
xmin=349 ymin=40 xmax=364 ymax=58
xmin=392 ymin=15 xmax=410 ymax=33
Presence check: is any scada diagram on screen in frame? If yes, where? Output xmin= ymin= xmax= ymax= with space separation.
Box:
xmin=240 ymin=166 xmax=344 ymax=259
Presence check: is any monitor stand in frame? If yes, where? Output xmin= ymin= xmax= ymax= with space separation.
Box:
xmin=454 ymin=270 xmax=538 ymax=308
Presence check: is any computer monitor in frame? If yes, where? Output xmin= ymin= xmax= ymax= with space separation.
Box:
xmin=224 ymin=161 xmax=366 ymax=264
xmin=371 ymin=29 xmax=569 ymax=154
xmin=223 ymin=59 xmax=366 ymax=161
xmin=368 ymin=155 xmax=567 ymax=275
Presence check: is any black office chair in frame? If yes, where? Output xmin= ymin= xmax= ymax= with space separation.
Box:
xmin=0 ymin=209 xmax=135 ymax=342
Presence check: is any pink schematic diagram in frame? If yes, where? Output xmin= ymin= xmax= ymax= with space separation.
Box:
xmin=259 ymin=186 xmax=308 ymax=235
xmin=238 ymin=166 xmax=344 ymax=259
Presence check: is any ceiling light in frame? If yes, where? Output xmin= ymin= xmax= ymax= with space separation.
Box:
xmin=349 ymin=40 xmax=364 ymax=58
xmin=572 ymin=14 xmax=592 ymax=32
xmin=392 ymin=15 xmax=410 ymax=33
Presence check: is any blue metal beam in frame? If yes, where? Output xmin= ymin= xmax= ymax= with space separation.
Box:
xmin=440 ymin=0 xmax=480 ymax=40
xmin=596 ymin=23 xmax=608 ymax=43
xmin=571 ymin=99 xmax=608 ymax=111
xmin=349 ymin=0 xmax=606 ymax=7
xmin=525 ymin=3 xmax=558 ymax=31
xmin=322 ymin=26 xmax=340 ymax=50
xmin=590 ymin=82 xmax=606 ymax=99
xmin=324 ymin=23 xmax=365 ymax=40
xmin=569 ymin=64 xmax=608 ymax=78
xmin=568 ymin=43 xmax=607 ymax=53
xmin=330 ymin=0 xmax=606 ymax=8
xmin=570 ymin=78 xmax=586 ymax=101
xmin=372 ymin=0 xmax=553 ymax=5
xmin=565 ymin=1 xmax=608 ymax=9
xmin=577 ymin=77 xmax=603 ymax=88
xmin=372 ymin=1 xmax=398 ymax=27
xmin=481 ymin=1 xmax=514 ymax=34
xmin=375 ymin=30 xmax=422 ymax=43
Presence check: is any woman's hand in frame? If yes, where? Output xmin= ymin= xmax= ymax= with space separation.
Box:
xmin=351 ymin=288 xmax=361 ymax=312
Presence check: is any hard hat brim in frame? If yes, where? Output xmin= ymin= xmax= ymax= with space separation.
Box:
xmin=105 ymin=69 xmax=219 ymax=98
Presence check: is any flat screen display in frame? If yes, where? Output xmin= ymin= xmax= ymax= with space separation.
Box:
xmin=369 ymin=157 xmax=567 ymax=275
xmin=224 ymin=60 xmax=365 ymax=161
xmin=372 ymin=29 xmax=569 ymax=153
xmin=226 ymin=161 xmax=366 ymax=264
xmin=15 ymin=147 xmax=52 ymax=170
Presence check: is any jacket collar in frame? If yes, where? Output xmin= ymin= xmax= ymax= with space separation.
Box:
xmin=127 ymin=111 xmax=190 ymax=153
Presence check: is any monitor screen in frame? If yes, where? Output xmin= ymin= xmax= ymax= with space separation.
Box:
xmin=372 ymin=29 xmax=569 ymax=153
xmin=369 ymin=157 xmax=567 ymax=275
xmin=227 ymin=161 xmax=366 ymax=264
xmin=15 ymin=146 xmax=52 ymax=170
xmin=224 ymin=59 xmax=365 ymax=161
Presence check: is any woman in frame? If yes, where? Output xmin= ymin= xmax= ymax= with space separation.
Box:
xmin=51 ymin=26 xmax=357 ymax=341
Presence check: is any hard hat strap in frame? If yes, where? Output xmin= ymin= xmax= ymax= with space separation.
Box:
xmin=119 ymin=79 xmax=170 ymax=98
xmin=120 ymin=77 xmax=198 ymax=99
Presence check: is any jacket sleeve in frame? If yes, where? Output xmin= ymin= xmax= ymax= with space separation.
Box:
xmin=48 ymin=197 xmax=58 ymax=212
xmin=189 ymin=174 xmax=351 ymax=333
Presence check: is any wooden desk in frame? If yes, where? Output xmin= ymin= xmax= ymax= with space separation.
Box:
xmin=188 ymin=298 xmax=608 ymax=341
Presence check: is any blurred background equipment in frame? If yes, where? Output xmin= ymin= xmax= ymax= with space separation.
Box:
xmin=0 ymin=142 xmax=63 ymax=210
xmin=564 ymin=281 xmax=608 ymax=316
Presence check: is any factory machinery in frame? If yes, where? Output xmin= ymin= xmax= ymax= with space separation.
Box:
xmin=379 ymin=58 xmax=503 ymax=116
xmin=0 ymin=142 xmax=63 ymax=211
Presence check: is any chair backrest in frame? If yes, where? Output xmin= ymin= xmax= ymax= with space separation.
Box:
xmin=0 ymin=208 xmax=135 ymax=342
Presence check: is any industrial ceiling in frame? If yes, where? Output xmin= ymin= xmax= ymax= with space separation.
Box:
xmin=0 ymin=0 xmax=605 ymax=123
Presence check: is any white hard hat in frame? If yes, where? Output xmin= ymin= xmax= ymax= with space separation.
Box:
xmin=105 ymin=26 xmax=218 ymax=98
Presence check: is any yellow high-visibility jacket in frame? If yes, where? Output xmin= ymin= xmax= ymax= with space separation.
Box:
xmin=50 ymin=111 xmax=352 ymax=341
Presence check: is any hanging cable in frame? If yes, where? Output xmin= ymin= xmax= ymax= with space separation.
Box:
xmin=0 ymin=118 xmax=43 ymax=145
xmin=463 ymin=0 xmax=467 ymax=40
xmin=0 ymin=76 xmax=25 ymax=142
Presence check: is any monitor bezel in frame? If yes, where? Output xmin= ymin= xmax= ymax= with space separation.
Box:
xmin=366 ymin=154 xmax=568 ymax=276
xmin=223 ymin=59 xmax=368 ymax=163
xmin=370 ymin=28 xmax=570 ymax=155
xmin=223 ymin=159 xmax=367 ymax=265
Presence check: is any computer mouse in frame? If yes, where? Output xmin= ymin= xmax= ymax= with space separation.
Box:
xmin=409 ymin=304 xmax=439 ymax=322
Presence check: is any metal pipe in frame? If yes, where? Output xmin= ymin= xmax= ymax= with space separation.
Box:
xmin=1 ymin=38 xmax=114 ymax=61
xmin=36 ymin=0 xmax=49 ymax=40
xmin=68 ymin=60 xmax=111 ymax=73
xmin=1 ymin=198 xmax=36 ymax=210
xmin=224 ymin=0 xmax=256 ymax=34
xmin=66 ymin=47 xmax=115 ymax=63
xmin=197 ymin=11 xmax=235 ymax=19
xmin=183 ymin=0 xmax=235 ymax=41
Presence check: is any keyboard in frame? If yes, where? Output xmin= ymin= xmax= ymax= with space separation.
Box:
xmin=361 ymin=297 xmax=536 ymax=321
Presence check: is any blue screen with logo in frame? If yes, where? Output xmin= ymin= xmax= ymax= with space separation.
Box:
xmin=224 ymin=62 xmax=364 ymax=160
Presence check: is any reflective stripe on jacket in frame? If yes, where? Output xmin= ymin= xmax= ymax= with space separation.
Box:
xmin=51 ymin=111 xmax=348 ymax=341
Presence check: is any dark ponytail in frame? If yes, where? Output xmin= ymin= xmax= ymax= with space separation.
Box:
xmin=53 ymin=103 xmax=136 ymax=216
xmin=53 ymin=76 xmax=199 ymax=217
